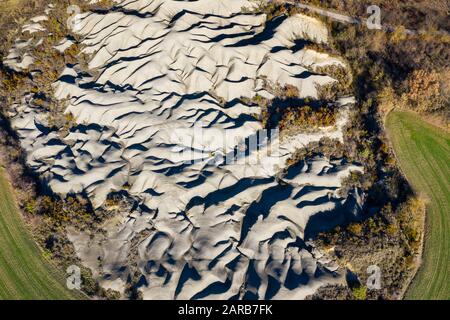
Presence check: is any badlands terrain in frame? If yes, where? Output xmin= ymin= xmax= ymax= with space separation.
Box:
xmin=3 ymin=0 xmax=367 ymax=299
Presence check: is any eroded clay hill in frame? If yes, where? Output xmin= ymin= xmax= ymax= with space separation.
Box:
xmin=6 ymin=0 xmax=363 ymax=299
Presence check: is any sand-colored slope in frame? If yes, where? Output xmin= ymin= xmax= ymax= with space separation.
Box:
xmin=6 ymin=0 xmax=363 ymax=299
xmin=0 ymin=168 xmax=83 ymax=300
xmin=385 ymin=111 xmax=449 ymax=300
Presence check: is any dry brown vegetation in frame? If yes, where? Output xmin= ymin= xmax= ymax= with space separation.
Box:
xmin=246 ymin=2 xmax=408 ymax=206
xmin=246 ymin=1 xmax=433 ymax=299
xmin=279 ymin=105 xmax=337 ymax=131
xmin=400 ymin=69 xmax=449 ymax=115
xmin=302 ymin=0 xmax=450 ymax=126
xmin=302 ymin=0 xmax=450 ymax=32
xmin=311 ymin=197 xmax=425 ymax=300
xmin=245 ymin=81 xmax=340 ymax=135
xmin=251 ymin=1 xmax=450 ymax=126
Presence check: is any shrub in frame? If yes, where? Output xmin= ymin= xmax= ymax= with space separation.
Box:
xmin=386 ymin=223 xmax=399 ymax=236
xmin=283 ymin=84 xmax=300 ymax=99
xmin=401 ymin=69 xmax=448 ymax=115
xmin=315 ymin=64 xmax=353 ymax=99
xmin=279 ymin=105 xmax=337 ymax=132
xmin=103 ymin=288 xmax=121 ymax=300
xmin=347 ymin=223 xmax=363 ymax=236
xmin=352 ymin=286 xmax=367 ymax=300
xmin=24 ymin=199 xmax=36 ymax=215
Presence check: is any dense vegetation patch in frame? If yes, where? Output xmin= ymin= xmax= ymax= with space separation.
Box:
xmin=310 ymin=198 xmax=425 ymax=300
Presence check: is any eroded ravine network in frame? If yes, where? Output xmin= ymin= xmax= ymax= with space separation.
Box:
xmin=6 ymin=0 xmax=364 ymax=299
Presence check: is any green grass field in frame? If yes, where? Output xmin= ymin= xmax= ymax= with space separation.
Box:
xmin=0 ymin=167 xmax=83 ymax=300
xmin=386 ymin=111 xmax=449 ymax=300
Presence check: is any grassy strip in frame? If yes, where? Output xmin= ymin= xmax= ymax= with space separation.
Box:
xmin=385 ymin=110 xmax=449 ymax=300
xmin=0 ymin=167 xmax=84 ymax=300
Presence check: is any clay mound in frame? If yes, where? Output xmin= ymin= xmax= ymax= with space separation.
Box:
xmin=8 ymin=0 xmax=363 ymax=299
